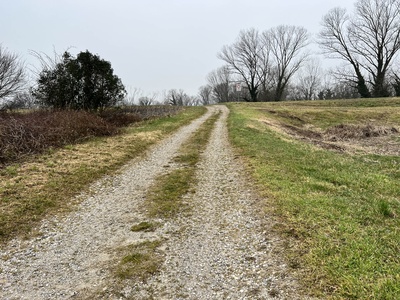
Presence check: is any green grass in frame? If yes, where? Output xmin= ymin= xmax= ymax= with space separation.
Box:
xmin=131 ymin=221 xmax=159 ymax=232
xmin=146 ymin=109 xmax=221 ymax=218
xmin=115 ymin=240 xmax=163 ymax=280
xmin=0 ymin=106 xmax=206 ymax=244
xmin=227 ymin=100 xmax=400 ymax=299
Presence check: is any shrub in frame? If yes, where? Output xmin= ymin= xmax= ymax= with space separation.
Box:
xmin=32 ymin=51 xmax=126 ymax=110
xmin=0 ymin=106 xmax=183 ymax=166
xmin=0 ymin=110 xmax=117 ymax=164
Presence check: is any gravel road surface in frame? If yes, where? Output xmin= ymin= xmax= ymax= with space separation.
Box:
xmin=0 ymin=106 xmax=306 ymax=299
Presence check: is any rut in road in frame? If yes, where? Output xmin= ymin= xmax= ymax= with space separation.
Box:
xmin=0 ymin=105 xmax=306 ymax=300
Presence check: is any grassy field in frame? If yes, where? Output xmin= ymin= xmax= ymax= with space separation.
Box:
xmin=0 ymin=106 xmax=206 ymax=245
xmin=227 ymin=98 xmax=400 ymax=299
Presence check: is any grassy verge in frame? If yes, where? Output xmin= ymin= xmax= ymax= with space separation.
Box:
xmin=262 ymin=98 xmax=400 ymax=130
xmin=227 ymin=100 xmax=400 ymax=299
xmin=146 ymin=109 xmax=221 ymax=218
xmin=0 ymin=106 xmax=206 ymax=245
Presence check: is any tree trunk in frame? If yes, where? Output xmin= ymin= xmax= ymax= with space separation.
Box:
xmin=355 ymin=70 xmax=371 ymax=98
xmin=372 ymin=72 xmax=390 ymax=97
xmin=249 ymin=88 xmax=258 ymax=102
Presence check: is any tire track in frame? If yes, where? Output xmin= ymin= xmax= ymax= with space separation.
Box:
xmin=134 ymin=105 xmax=306 ymax=299
xmin=0 ymin=107 xmax=216 ymax=300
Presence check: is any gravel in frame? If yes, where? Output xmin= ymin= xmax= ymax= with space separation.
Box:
xmin=0 ymin=108 xmax=213 ymax=300
xmin=128 ymin=106 xmax=305 ymax=299
xmin=0 ymin=105 xmax=310 ymax=299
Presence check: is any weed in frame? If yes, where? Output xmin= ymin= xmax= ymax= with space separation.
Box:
xmin=2 ymin=165 xmax=18 ymax=177
xmin=378 ymin=200 xmax=394 ymax=218
xmin=115 ymin=240 xmax=163 ymax=281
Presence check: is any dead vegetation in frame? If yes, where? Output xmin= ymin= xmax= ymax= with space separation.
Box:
xmin=262 ymin=109 xmax=400 ymax=155
xmin=0 ymin=106 xmax=204 ymax=244
xmin=0 ymin=106 xmax=181 ymax=167
xmin=325 ymin=123 xmax=398 ymax=140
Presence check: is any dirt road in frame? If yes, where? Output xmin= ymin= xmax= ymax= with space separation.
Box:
xmin=0 ymin=106 xmax=303 ymax=299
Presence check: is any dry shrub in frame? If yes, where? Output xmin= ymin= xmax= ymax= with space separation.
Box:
xmin=98 ymin=109 xmax=142 ymax=127
xmin=122 ymin=105 xmax=182 ymax=120
xmin=98 ymin=106 xmax=181 ymax=127
xmin=325 ymin=124 xmax=399 ymax=141
xmin=0 ymin=110 xmax=117 ymax=164
xmin=0 ymin=106 xmax=182 ymax=166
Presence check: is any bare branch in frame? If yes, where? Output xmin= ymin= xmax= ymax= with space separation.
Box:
xmin=264 ymin=25 xmax=310 ymax=100
xmin=217 ymin=28 xmax=270 ymax=101
xmin=207 ymin=66 xmax=232 ymax=103
xmin=318 ymin=0 xmax=400 ymax=97
xmin=0 ymin=45 xmax=26 ymax=101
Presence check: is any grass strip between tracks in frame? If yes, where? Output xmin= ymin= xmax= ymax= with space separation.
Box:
xmin=145 ymin=108 xmax=221 ymax=218
xmin=112 ymin=109 xmax=221 ymax=286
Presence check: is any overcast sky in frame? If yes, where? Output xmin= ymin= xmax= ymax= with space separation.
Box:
xmin=1 ymin=0 xmax=355 ymax=99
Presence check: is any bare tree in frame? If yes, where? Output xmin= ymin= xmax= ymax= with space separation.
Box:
xmin=319 ymin=0 xmax=400 ymax=97
xmin=187 ymin=96 xmax=201 ymax=106
xmin=124 ymin=87 xmax=143 ymax=105
xmin=198 ymin=85 xmax=213 ymax=105
xmin=0 ymin=45 xmax=25 ymax=101
xmin=207 ymin=66 xmax=232 ymax=103
xmin=138 ymin=96 xmax=153 ymax=106
xmin=295 ymin=58 xmax=322 ymax=100
xmin=263 ymin=25 xmax=309 ymax=101
xmin=165 ymin=89 xmax=191 ymax=106
xmin=218 ymin=28 xmax=270 ymax=102
xmin=139 ymin=92 xmax=158 ymax=106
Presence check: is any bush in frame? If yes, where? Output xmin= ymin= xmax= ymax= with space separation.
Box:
xmin=32 ymin=51 xmax=126 ymax=110
xmin=98 ymin=109 xmax=142 ymax=127
xmin=0 ymin=106 xmax=183 ymax=166
xmin=0 ymin=110 xmax=117 ymax=164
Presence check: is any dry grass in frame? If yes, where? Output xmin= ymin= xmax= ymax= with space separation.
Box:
xmin=256 ymin=103 xmax=400 ymax=156
xmin=325 ymin=123 xmax=398 ymax=140
xmin=0 ymin=107 xmax=206 ymax=244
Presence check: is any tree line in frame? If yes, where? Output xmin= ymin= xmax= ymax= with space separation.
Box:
xmin=1 ymin=0 xmax=400 ymax=108
xmin=0 ymin=46 xmax=201 ymax=110
xmin=201 ymin=0 xmax=400 ymax=103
